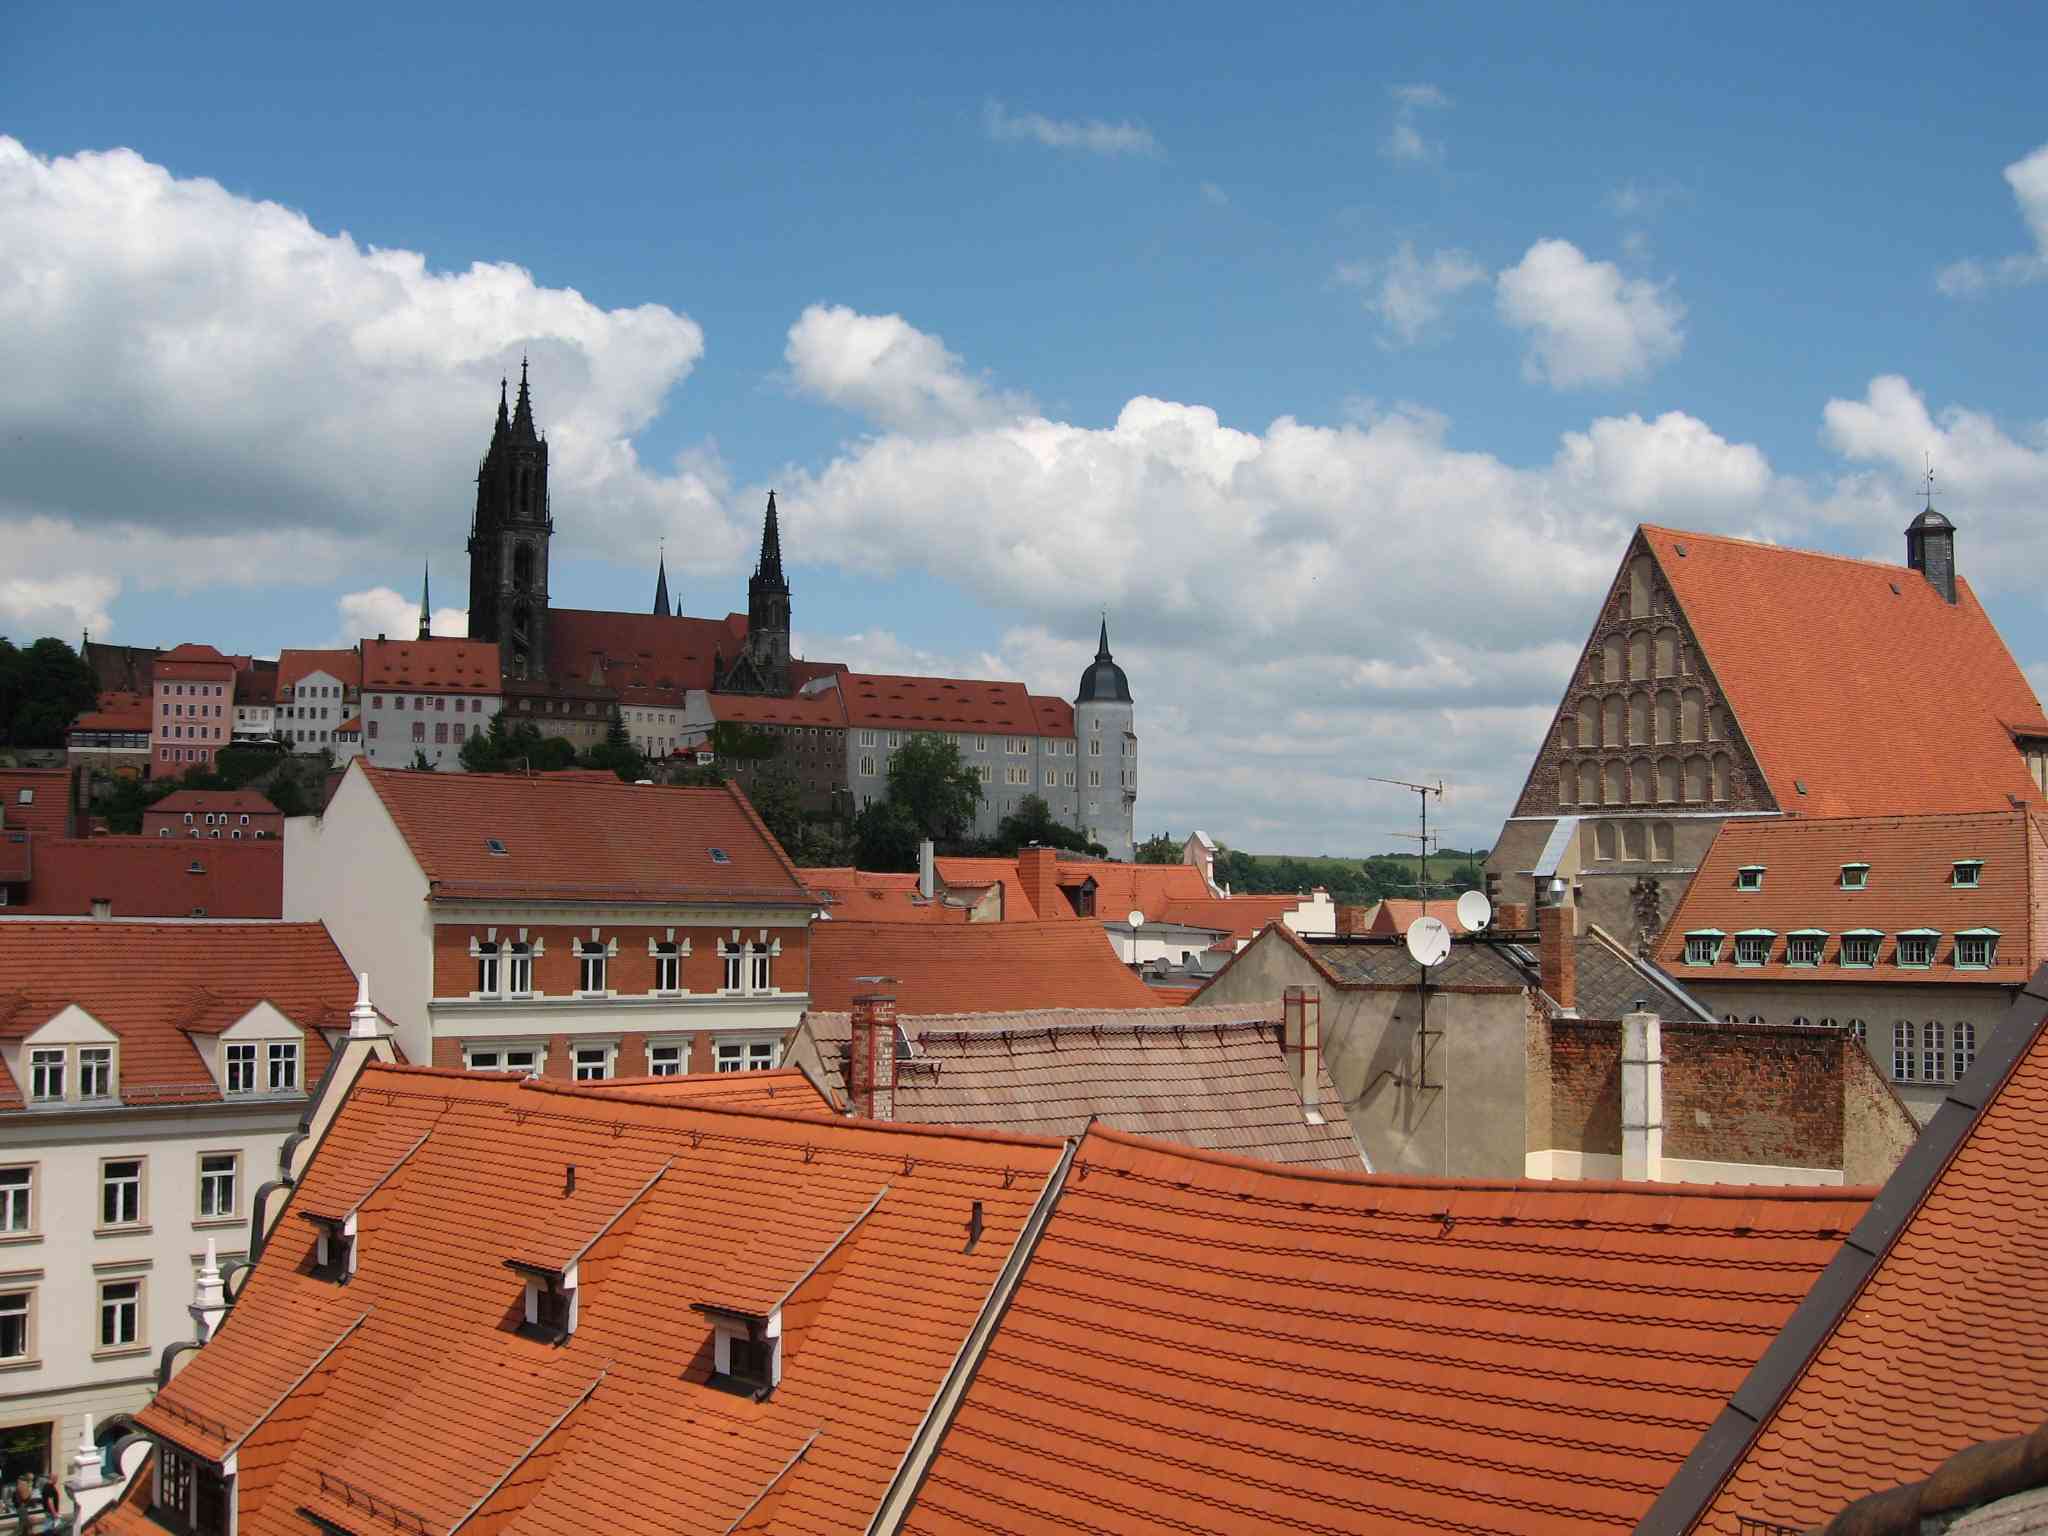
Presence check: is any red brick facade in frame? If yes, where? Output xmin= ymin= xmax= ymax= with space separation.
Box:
xmin=430 ymin=922 xmax=809 ymax=1000
xmin=427 ymin=1029 xmax=727 ymax=1077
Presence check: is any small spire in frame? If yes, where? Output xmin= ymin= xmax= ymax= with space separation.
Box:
xmin=511 ymin=356 xmax=537 ymax=441
xmin=1925 ymin=450 xmax=1936 ymax=511
xmin=494 ymin=376 xmax=510 ymax=438
xmin=754 ymin=491 xmax=786 ymax=586
xmin=418 ymin=560 xmax=432 ymax=640
xmin=653 ymin=542 xmax=672 ymax=616
xmin=348 ymin=973 xmax=379 ymax=1039
xmin=1096 ymin=612 xmax=1113 ymax=661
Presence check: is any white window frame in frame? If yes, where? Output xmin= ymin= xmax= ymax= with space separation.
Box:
xmin=1955 ymin=930 xmax=1999 ymax=969
xmin=96 ymin=1276 xmax=143 ymax=1352
xmin=1896 ymin=931 xmax=1938 ymax=969
xmin=1733 ymin=931 xmax=1774 ymax=968
xmin=1682 ymin=931 xmax=1722 ymax=966
xmin=1954 ymin=1021 xmax=1978 ymax=1081
xmin=1921 ymin=1020 xmax=1948 ymax=1083
xmin=506 ymin=943 xmax=535 ymax=996
xmin=713 ymin=1035 xmax=779 ymax=1074
xmin=224 ymin=1041 xmax=258 ymax=1094
xmin=198 ymin=1151 xmax=239 ymax=1220
xmin=475 ymin=940 xmax=500 ymax=996
xmin=100 ymin=1157 xmax=144 ymax=1229
xmin=1786 ymin=931 xmax=1826 ymax=968
xmin=27 ymin=1048 xmax=64 ymax=1103
xmin=0 ymin=1288 xmax=31 ymax=1363
xmin=1892 ymin=1021 xmax=1916 ymax=1081
xmin=570 ymin=1043 xmax=615 ymax=1082
xmin=268 ymin=1041 xmax=300 ymax=1092
xmin=0 ymin=1166 xmax=34 ymax=1235
xmin=463 ymin=1042 xmax=545 ymax=1075
xmin=575 ymin=937 xmax=613 ymax=997
xmin=1840 ymin=932 xmax=1880 ymax=968
xmin=651 ymin=940 xmax=684 ymax=994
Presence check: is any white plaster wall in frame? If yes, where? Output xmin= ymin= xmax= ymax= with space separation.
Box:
xmin=361 ymin=692 xmax=501 ymax=772
xmin=1282 ymin=890 xmax=1338 ymax=938
xmin=1525 ymin=1148 xmax=1844 ymax=1187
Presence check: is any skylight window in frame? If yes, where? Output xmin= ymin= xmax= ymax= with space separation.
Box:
xmin=1839 ymin=863 xmax=1870 ymax=890
xmin=486 ymin=838 xmax=509 ymax=856
xmin=1735 ymin=865 xmax=1765 ymax=892
xmin=1952 ymin=860 xmax=1984 ymax=888
xmin=709 ymin=848 xmax=731 ymax=864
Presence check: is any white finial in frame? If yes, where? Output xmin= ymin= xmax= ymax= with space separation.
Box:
xmin=349 ymin=972 xmax=378 ymax=1039
xmin=72 ymin=1414 xmax=99 ymax=1479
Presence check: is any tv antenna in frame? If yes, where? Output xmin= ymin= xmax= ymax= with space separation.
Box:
xmin=1369 ymin=776 xmax=1445 ymax=916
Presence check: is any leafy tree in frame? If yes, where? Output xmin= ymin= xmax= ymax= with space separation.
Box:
xmin=747 ymin=761 xmax=807 ymax=856
xmin=709 ymin=721 xmax=779 ymax=761
xmin=993 ymin=794 xmax=1094 ymax=856
xmin=853 ymin=797 xmax=921 ymax=872
xmin=796 ymin=817 xmax=855 ymax=867
xmin=409 ymin=749 xmax=436 ymax=771
xmin=265 ymin=770 xmax=311 ymax=818
xmin=0 ymin=636 xmax=98 ymax=747
xmin=1134 ymin=832 xmax=1182 ymax=865
xmin=884 ymin=733 xmax=983 ymax=843
xmin=578 ymin=706 xmax=647 ymax=782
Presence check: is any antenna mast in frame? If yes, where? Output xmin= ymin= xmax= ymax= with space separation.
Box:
xmin=1369 ymin=776 xmax=1445 ymax=916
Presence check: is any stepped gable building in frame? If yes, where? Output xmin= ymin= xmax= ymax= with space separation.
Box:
xmin=456 ymin=368 xmax=1138 ymax=856
xmin=1485 ymin=508 xmax=2048 ymax=956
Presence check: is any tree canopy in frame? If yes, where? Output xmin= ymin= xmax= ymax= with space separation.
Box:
xmin=1133 ymin=831 xmax=1182 ymax=864
xmin=991 ymin=794 xmax=1102 ymax=857
xmin=0 ymin=636 xmax=98 ymax=747
xmin=883 ymin=733 xmax=983 ymax=843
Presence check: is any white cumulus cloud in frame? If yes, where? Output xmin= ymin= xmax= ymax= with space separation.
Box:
xmin=1937 ymin=142 xmax=2048 ymax=294
xmin=1339 ymin=242 xmax=1489 ymax=346
xmin=1496 ymin=238 xmax=1685 ymax=388
xmin=784 ymin=304 xmax=1029 ymax=434
xmin=982 ymin=100 xmax=1160 ymax=157
xmin=1382 ymin=83 xmax=1450 ymax=165
xmin=334 ymin=587 xmax=471 ymax=645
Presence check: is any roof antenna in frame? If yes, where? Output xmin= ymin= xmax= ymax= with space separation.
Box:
xmin=1924 ymin=451 xmax=1936 ymax=511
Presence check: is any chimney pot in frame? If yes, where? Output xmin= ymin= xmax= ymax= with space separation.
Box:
xmin=1537 ymin=901 xmax=1577 ymax=1012
xmin=1620 ymin=1011 xmax=1664 ymax=1181
xmin=849 ymin=992 xmax=898 ymax=1121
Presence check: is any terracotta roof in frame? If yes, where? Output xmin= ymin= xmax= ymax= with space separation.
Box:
xmin=710 ymin=687 xmax=850 ymax=728
xmin=0 ymin=836 xmax=281 ymax=917
xmin=933 ymin=856 xmax=1043 ymax=920
xmin=1059 ymin=856 xmax=1214 ymax=913
xmin=802 ymin=1002 xmax=1365 ymax=1168
xmin=901 ymin=1124 xmax=1871 ymax=1536
xmin=1641 ymin=526 xmax=2048 ymax=817
xmin=574 ymin=1067 xmax=836 ymax=1114
xmin=1028 ymin=694 xmax=1076 ymax=737
xmin=801 ymin=867 xmax=971 ymax=923
xmin=69 ymin=690 xmax=154 ymax=733
xmin=275 ymin=647 xmax=360 ymax=692
xmin=1370 ymin=897 xmax=1476 ymax=936
xmin=545 ymin=608 xmax=745 ymax=692
xmin=0 ymin=770 xmax=70 ymax=836
xmin=807 ymin=919 xmax=1175 ymax=1015
xmin=355 ymin=760 xmax=811 ymax=905
xmin=359 ymin=637 xmax=497 ymax=693
xmin=0 ymin=921 xmax=350 ymax=1109
xmin=156 ymin=642 xmax=236 ymax=680
xmin=840 ymin=673 xmax=1050 ymax=734
xmin=1659 ymin=983 xmax=2048 ymax=1535
xmin=1655 ymin=810 xmax=2046 ymax=985
xmin=136 ymin=1063 xmax=1066 ymax=1536
xmin=148 ymin=790 xmax=280 ymax=818
xmin=1153 ymin=893 xmax=1300 ymax=941
xmin=232 ymin=667 xmax=277 ymax=706
xmin=1798 ymin=1417 xmax=2048 ymax=1536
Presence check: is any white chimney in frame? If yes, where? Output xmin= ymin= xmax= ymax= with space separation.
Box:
xmin=348 ymin=972 xmax=379 ymax=1039
xmin=191 ymin=1236 xmax=228 ymax=1341
xmin=1621 ymin=1010 xmax=1664 ymax=1181
xmin=918 ymin=840 xmax=935 ymax=901
xmin=1283 ymin=986 xmax=1324 ymax=1121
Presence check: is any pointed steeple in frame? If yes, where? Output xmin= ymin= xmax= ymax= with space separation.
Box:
xmin=511 ymin=356 xmax=538 ymax=443
xmin=418 ymin=561 xmax=432 ymax=639
xmin=1096 ymin=613 xmax=1113 ymax=661
xmin=653 ymin=546 xmax=672 ymax=616
xmin=755 ymin=490 xmax=786 ymax=585
xmin=493 ymin=376 xmax=510 ymax=441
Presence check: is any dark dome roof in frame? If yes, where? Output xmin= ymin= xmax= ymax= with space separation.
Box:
xmin=1907 ymin=507 xmax=1954 ymax=532
xmin=1076 ymin=619 xmax=1133 ymax=704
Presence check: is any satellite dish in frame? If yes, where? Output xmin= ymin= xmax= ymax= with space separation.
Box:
xmin=1127 ymin=909 xmax=1146 ymax=928
xmin=1405 ymin=915 xmax=1452 ymax=968
xmin=1455 ymin=890 xmax=1493 ymax=933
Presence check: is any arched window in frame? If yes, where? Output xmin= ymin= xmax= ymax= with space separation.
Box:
xmin=1628 ymin=692 xmax=1650 ymax=746
xmin=1891 ymin=1021 xmax=1915 ymax=1081
xmin=1561 ymin=714 xmax=1578 ymax=751
xmin=1654 ymin=627 xmax=1679 ymax=677
xmin=1680 ymin=689 xmax=1704 ymax=743
xmin=1628 ymin=633 xmax=1649 ymax=681
xmin=1595 ymin=821 xmax=1617 ymax=860
xmin=1602 ymin=636 xmax=1624 ymax=684
xmin=1651 ymin=822 xmax=1674 ymax=862
xmin=1655 ymin=690 xmax=1677 ymax=745
xmin=1711 ymin=753 xmax=1733 ymax=802
xmin=1954 ymin=1022 xmax=1977 ymax=1080
xmin=1629 ymin=556 xmax=1652 ymax=618
xmin=1791 ymin=1016 xmax=1811 ymax=1027
xmin=1603 ymin=761 xmax=1625 ymax=805
xmin=513 ymin=543 xmax=535 ymax=591
xmin=1557 ymin=765 xmax=1575 ymax=806
xmin=1657 ymin=757 xmax=1681 ymax=803
xmin=1622 ymin=821 xmax=1646 ymax=860
xmin=1579 ymin=762 xmax=1601 ymax=806
xmin=1577 ymin=697 xmax=1597 ymax=748
xmin=1684 ymin=755 xmax=1709 ymax=804
xmin=1707 ymin=705 xmax=1724 ymax=742
xmin=1603 ymin=696 xmax=1623 ymax=748
xmin=1921 ymin=1021 xmax=1948 ymax=1083
xmin=1630 ymin=758 xmax=1653 ymax=804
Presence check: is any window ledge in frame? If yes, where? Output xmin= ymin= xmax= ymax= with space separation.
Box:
xmin=191 ymin=1216 xmax=242 ymax=1231
xmin=95 ymin=1224 xmax=153 ymax=1239
xmin=92 ymin=1344 xmax=150 ymax=1362
xmin=0 ymin=1357 xmax=42 ymax=1374
xmin=0 ymin=1233 xmax=42 ymax=1247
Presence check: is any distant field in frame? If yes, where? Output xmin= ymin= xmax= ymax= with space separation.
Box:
xmin=1241 ymin=849 xmax=1487 ymax=871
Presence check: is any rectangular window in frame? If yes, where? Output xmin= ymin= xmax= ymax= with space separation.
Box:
xmin=721 ymin=945 xmax=743 ymax=992
xmin=434 ymin=722 xmax=448 ymax=744
xmin=1840 ymin=863 xmax=1869 ymax=889
xmin=1733 ymin=934 xmax=1772 ymax=967
xmin=1786 ymin=934 xmax=1825 ymax=967
xmin=715 ymin=1038 xmax=776 ymax=1073
xmin=1956 ymin=933 xmax=1999 ymax=968
xmin=506 ymin=946 xmax=533 ymax=994
xmin=1897 ymin=933 xmax=1937 ymax=968
xmin=648 ymin=1043 xmax=684 ymax=1077
xmin=1735 ymin=866 xmax=1764 ymax=891
xmin=101 ymin=1159 xmax=143 ymax=1227
xmin=477 ymin=943 xmax=500 ymax=994
xmin=28 ymin=1048 xmax=63 ymax=1102
xmin=749 ymin=949 xmax=772 ymax=993
xmin=1088 ymin=768 xmax=1102 ymax=788
xmin=861 ymin=731 xmax=876 ymax=747
xmin=1955 ymin=1022 xmax=1978 ymax=1081
xmin=268 ymin=1041 xmax=299 ymax=1092
xmin=198 ymin=1152 xmax=238 ymax=1219
xmin=571 ymin=1045 xmax=611 ymax=1082
xmin=1922 ymin=1020 xmax=1948 ymax=1083
xmin=225 ymin=1041 xmax=257 ymax=1093
xmin=1953 ymin=860 xmax=1983 ymax=887
xmin=1892 ymin=1021 xmax=1915 ymax=1081
xmin=0 ymin=1168 xmax=29 ymax=1233
xmin=98 ymin=1278 xmax=141 ymax=1348
xmin=1683 ymin=934 xmax=1720 ymax=966
xmin=0 ymin=1291 xmax=27 ymax=1360
xmin=653 ymin=945 xmax=681 ymax=992
xmin=577 ymin=944 xmax=607 ymax=993
xmin=1089 ymin=738 xmax=1102 ymax=756
xmin=859 ymin=755 xmax=877 ymax=777
xmin=412 ymin=720 xmax=425 ymax=743
xmin=1841 ymin=934 xmax=1879 ymax=968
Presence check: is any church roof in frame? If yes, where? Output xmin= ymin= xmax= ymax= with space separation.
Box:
xmin=1639 ymin=525 xmax=2047 ymax=817
xmin=360 ymin=638 xmax=497 ymax=694
xmin=546 ymin=608 xmax=745 ymax=693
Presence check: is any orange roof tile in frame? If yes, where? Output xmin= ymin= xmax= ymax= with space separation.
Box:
xmin=1058 ymin=856 xmax=1214 ymax=915
xmin=801 ymin=867 xmax=971 ymax=923
xmin=156 ymin=642 xmax=237 ymax=680
xmin=932 ymin=856 xmax=1042 ymax=920
xmin=0 ymin=921 xmax=352 ymax=1109
xmin=709 ymin=688 xmax=850 ymax=728
xmin=355 ymin=761 xmax=811 ymax=905
xmin=546 ymin=608 xmax=747 ymax=692
xmin=1027 ymin=694 xmax=1075 ymax=737
xmin=1 ymin=836 xmax=280 ymax=917
xmin=1641 ymin=526 xmax=2048 ymax=817
xmin=807 ymin=919 xmax=1176 ymax=1015
xmin=276 ymin=647 xmax=362 ymax=693
xmin=902 ymin=1125 xmax=1872 ymax=1536
xmin=1154 ymin=893 xmax=1302 ymax=941
xmin=0 ymin=770 xmax=71 ymax=836
xmin=69 ymin=690 xmax=154 ymax=733
xmin=147 ymin=790 xmax=281 ymax=818
xmin=1664 ymin=989 xmax=2048 ymax=1534
xmin=137 ymin=1063 xmax=1066 ymax=1536
xmin=1368 ymin=897 xmax=1476 ymax=936
xmin=1655 ymin=809 xmax=2045 ymax=984
xmin=574 ymin=1067 xmax=835 ymax=1115
xmin=840 ymin=673 xmax=1057 ymax=735
xmin=359 ymin=637 xmax=498 ymax=693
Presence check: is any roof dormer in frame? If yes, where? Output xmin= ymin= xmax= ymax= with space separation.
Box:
xmin=499 ymin=1157 xmax=672 ymax=1345
xmin=692 ymin=1303 xmax=782 ymax=1397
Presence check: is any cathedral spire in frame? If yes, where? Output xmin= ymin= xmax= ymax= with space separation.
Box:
xmin=418 ymin=561 xmax=432 ymax=639
xmin=511 ymin=357 xmax=537 ymax=443
xmin=755 ymin=490 xmax=786 ymax=586
xmin=494 ymin=376 xmax=510 ymax=441
xmin=653 ymin=544 xmax=672 ymax=616
xmin=1096 ymin=613 xmax=1113 ymax=661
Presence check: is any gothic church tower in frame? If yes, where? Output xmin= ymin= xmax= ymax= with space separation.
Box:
xmin=466 ymin=362 xmax=553 ymax=680
xmin=716 ymin=492 xmax=792 ymax=695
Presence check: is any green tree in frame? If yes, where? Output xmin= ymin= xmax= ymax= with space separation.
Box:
xmin=884 ymin=733 xmax=983 ymax=843
xmin=0 ymin=636 xmax=98 ymax=747
xmin=993 ymin=794 xmax=1094 ymax=856
xmin=747 ymin=761 xmax=806 ymax=856
xmin=410 ymin=749 xmax=436 ymax=771
xmin=579 ymin=706 xmax=647 ymax=782
xmin=1134 ymin=832 xmax=1181 ymax=864
xmin=265 ymin=769 xmax=311 ymax=819
xmin=853 ymin=797 xmax=921 ymax=872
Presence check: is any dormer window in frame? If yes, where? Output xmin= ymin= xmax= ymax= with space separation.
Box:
xmin=1733 ymin=931 xmax=1774 ymax=967
xmin=695 ymin=1305 xmax=782 ymax=1397
xmin=1735 ymin=865 xmax=1764 ymax=892
xmin=1682 ymin=930 xmax=1724 ymax=966
xmin=269 ymin=1041 xmax=300 ymax=1092
xmin=508 ymin=1261 xmax=578 ymax=1341
xmin=1952 ymin=860 xmax=1984 ymax=888
xmin=28 ymin=1049 xmax=64 ymax=1102
xmin=308 ymin=1215 xmax=357 ymax=1283
xmin=1896 ymin=930 xmax=1938 ymax=969
xmin=1840 ymin=930 xmax=1881 ymax=967
xmin=1956 ymin=929 xmax=2000 ymax=969
xmin=1786 ymin=930 xmax=1826 ymax=967
xmin=1840 ymin=863 xmax=1869 ymax=890
xmin=225 ymin=1042 xmax=258 ymax=1094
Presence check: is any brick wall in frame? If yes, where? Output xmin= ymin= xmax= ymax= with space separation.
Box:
xmin=1545 ymin=1018 xmax=1621 ymax=1153
xmin=1662 ymin=1023 xmax=1843 ymax=1169
xmin=1840 ymin=1037 xmax=1920 ymax=1186
xmin=430 ymin=922 xmax=808 ymax=1000
xmin=429 ymin=1028 xmax=727 ymax=1077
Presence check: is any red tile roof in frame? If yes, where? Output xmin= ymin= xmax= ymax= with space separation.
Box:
xmin=148 ymin=790 xmax=281 ymax=818
xmin=232 ymin=667 xmax=277 ymax=706
xmin=1059 ymin=856 xmax=1213 ymax=914
xmin=807 ymin=918 xmax=1175 ymax=1015
xmin=1655 ymin=810 xmax=2046 ymax=984
xmin=1642 ymin=525 xmax=2048 ymax=817
xmin=902 ymin=1125 xmax=1872 ymax=1536
xmin=1154 ymin=893 xmax=1302 ymax=941
xmin=1028 ymin=694 xmax=1075 ymax=737
xmin=0 ymin=921 xmax=351 ymax=1109
xmin=135 ymin=1063 xmax=1066 ymax=1536
xmin=802 ymin=867 xmax=972 ymax=923
xmin=359 ymin=637 xmax=498 ymax=693
xmin=0 ymin=770 xmax=71 ymax=836
xmin=802 ymin=1002 xmax=1364 ymax=1168
xmin=156 ymin=643 xmax=236 ymax=680
xmin=69 ymin=690 xmax=154 ymax=733
xmin=355 ymin=760 xmax=811 ymax=905
xmin=275 ymin=647 xmax=360 ymax=692
xmin=933 ymin=856 xmax=1044 ymax=919
xmin=574 ymin=1066 xmax=836 ymax=1114
xmin=1369 ymin=897 xmax=1476 ymax=936
xmin=546 ymin=608 xmax=746 ymax=692
xmin=710 ymin=687 xmax=850 ymax=728
xmin=1675 ymin=992 xmax=2048 ymax=1533
xmin=840 ymin=673 xmax=1056 ymax=734
xmin=1 ymin=837 xmax=281 ymax=917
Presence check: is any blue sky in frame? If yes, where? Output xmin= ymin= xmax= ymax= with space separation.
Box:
xmin=4 ymin=1 xmax=2046 ymax=852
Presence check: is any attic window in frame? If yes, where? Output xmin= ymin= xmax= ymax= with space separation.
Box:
xmin=695 ymin=1305 xmax=781 ymax=1397
xmin=1839 ymin=863 xmax=1869 ymax=890
xmin=1733 ymin=930 xmax=1775 ymax=967
xmin=188 ymin=861 xmax=205 ymax=875
xmin=15 ymin=789 xmax=30 ymax=805
xmin=1952 ymin=860 xmax=1984 ymax=888
xmin=1735 ymin=865 xmax=1764 ymax=892
xmin=1682 ymin=930 xmax=1724 ymax=966
xmin=709 ymin=848 xmax=731 ymax=864
xmin=1896 ymin=930 xmax=1938 ymax=969
xmin=486 ymin=838 xmax=509 ymax=856
xmin=308 ymin=1216 xmax=357 ymax=1283
xmin=1840 ymin=930 xmax=1881 ymax=967
xmin=1956 ymin=929 xmax=2000 ymax=969
xmin=1786 ymin=930 xmax=1827 ymax=967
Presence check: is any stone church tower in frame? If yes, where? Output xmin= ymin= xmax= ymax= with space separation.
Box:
xmin=716 ymin=492 xmax=792 ymax=695
xmin=466 ymin=363 xmax=553 ymax=680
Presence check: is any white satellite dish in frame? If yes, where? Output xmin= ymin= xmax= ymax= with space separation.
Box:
xmin=1127 ymin=909 xmax=1146 ymax=928
xmin=1405 ymin=915 xmax=1452 ymax=968
xmin=1455 ymin=890 xmax=1493 ymax=933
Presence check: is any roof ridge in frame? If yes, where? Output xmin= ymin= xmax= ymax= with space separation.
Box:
xmin=1642 ymin=523 xmax=1933 ymax=579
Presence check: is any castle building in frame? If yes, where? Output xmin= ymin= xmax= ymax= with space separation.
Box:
xmin=456 ymin=369 xmax=1139 ymax=857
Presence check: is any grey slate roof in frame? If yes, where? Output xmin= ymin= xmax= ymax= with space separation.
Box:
xmin=1305 ymin=937 xmax=1534 ymax=990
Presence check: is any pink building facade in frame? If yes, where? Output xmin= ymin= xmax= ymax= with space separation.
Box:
xmin=151 ymin=644 xmax=238 ymax=775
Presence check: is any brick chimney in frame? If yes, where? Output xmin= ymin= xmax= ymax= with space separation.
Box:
xmin=1336 ymin=904 xmax=1372 ymax=937
xmin=849 ymin=992 xmax=897 ymax=1121
xmin=1620 ymin=1010 xmax=1664 ymax=1181
xmin=1493 ymin=901 xmax=1528 ymax=933
xmin=1538 ymin=898 xmax=1576 ymax=1013
xmin=1282 ymin=985 xmax=1322 ymax=1115
xmin=1018 ymin=845 xmax=1061 ymax=919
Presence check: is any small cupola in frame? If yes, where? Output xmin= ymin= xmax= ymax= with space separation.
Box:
xmin=1905 ymin=476 xmax=1957 ymax=604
